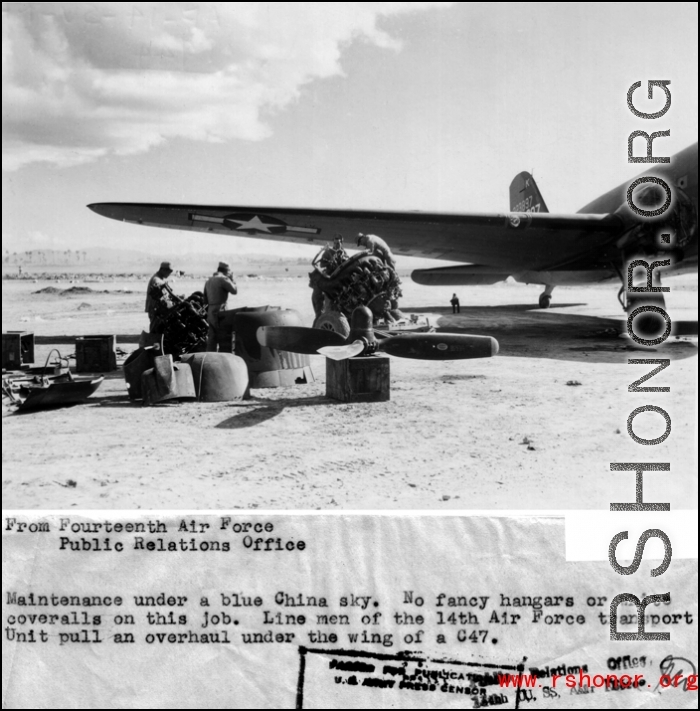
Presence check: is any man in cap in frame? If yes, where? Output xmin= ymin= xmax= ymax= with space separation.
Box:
xmin=357 ymin=233 xmax=396 ymax=269
xmin=203 ymin=261 xmax=238 ymax=352
xmin=145 ymin=261 xmax=175 ymax=333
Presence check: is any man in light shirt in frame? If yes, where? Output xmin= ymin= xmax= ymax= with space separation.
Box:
xmin=203 ymin=261 xmax=238 ymax=352
xmin=356 ymin=233 xmax=396 ymax=269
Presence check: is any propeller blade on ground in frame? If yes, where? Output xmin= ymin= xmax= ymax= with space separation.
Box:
xmin=256 ymin=326 xmax=346 ymax=354
xmin=318 ymin=341 xmax=366 ymax=361
xmin=378 ymin=333 xmax=498 ymax=360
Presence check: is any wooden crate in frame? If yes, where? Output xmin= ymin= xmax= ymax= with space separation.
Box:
xmin=2 ymin=331 xmax=35 ymax=369
xmin=326 ymin=355 xmax=390 ymax=403
xmin=75 ymin=335 xmax=118 ymax=373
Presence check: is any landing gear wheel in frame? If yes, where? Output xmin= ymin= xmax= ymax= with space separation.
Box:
xmin=538 ymin=294 xmax=552 ymax=309
xmin=625 ymin=291 xmax=667 ymax=340
xmin=312 ymin=311 xmax=351 ymax=338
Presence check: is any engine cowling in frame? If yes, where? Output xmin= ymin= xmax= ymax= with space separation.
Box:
xmin=614 ymin=184 xmax=696 ymax=259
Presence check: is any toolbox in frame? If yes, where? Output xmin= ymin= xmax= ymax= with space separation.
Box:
xmin=75 ymin=335 xmax=118 ymax=373
xmin=2 ymin=331 xmax=35 ymax=369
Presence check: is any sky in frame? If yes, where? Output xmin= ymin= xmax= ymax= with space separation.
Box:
xmin=2 ymin=1 xmax=698 ymax=262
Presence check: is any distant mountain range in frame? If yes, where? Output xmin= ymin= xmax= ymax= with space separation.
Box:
xmin=2 ymin=246 xmax=310 ymax=272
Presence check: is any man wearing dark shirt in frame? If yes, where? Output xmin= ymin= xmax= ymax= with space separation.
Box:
xmin=145 ymin=261 xmax=175 ymax=332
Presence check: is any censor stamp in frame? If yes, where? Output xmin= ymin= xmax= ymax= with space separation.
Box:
xmin=295 ymin=647 xmax=524 ymax=709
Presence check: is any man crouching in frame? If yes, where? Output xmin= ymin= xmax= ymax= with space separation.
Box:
xmin=203 ymin=261 xmax=237 ymax=352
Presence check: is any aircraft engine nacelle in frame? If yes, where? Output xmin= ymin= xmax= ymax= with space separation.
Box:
xmin=411 ymin=265 xmax=509 ymax=286
xmin=614 ymin=183 xmax=697 ymax=260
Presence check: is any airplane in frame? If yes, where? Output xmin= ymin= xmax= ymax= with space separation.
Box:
xmin=88 ymin=142 xmax=697 ymax=312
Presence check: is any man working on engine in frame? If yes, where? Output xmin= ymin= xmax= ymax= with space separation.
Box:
xmin=203 ymin=261 xmax=238 ymax=352
xmin=312 ymin=234 xmax=348 ymax=274
xmin=357 ymin=233 xmax=396 ymax=269
xmin=145 ymin=260 xmax=176 ymax=333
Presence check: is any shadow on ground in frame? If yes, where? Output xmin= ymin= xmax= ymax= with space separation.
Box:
xmin=216 ymin=395 xmax=338 ymax=429
xmin=403 ymin=304 xmax=697 ymax=364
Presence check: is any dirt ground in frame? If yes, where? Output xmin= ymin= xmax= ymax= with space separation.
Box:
xmin=2 ymin=271 xmax=697 ymax=510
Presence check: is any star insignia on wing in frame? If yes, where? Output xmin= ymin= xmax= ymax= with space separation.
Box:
xmin=227 ymin=215 xmax=280 ymax=233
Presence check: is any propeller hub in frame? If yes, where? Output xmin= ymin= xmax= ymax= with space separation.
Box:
xmin=348 ymin=306 xmax=376 ymax=346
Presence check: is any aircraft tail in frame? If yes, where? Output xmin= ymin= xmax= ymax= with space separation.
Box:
xmin=509 ymin=171 xmax=549 ymax=213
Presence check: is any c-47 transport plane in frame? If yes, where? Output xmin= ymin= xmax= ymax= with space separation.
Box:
xmin=89 ymin=142 xmax=697 ymax=311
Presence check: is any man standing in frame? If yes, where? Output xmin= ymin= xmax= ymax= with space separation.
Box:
xmin=450 ymin=293 xmax=460 ymax=313
xmin=145 ymin=261 xmax=175 ymax=333
xmin=203 ymin=261 xmax=238 ymax=352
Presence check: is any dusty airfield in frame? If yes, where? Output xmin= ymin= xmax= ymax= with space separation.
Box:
xmin=2 ymin=270 xmax=697 ymax=511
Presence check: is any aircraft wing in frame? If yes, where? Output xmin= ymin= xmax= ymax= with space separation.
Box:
xmin=88 ymin=202 xmax=624 ymax=271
